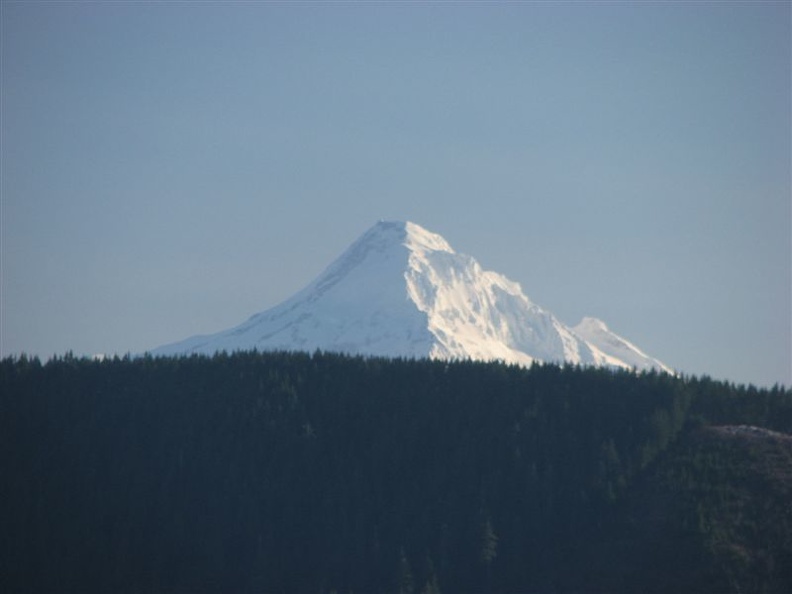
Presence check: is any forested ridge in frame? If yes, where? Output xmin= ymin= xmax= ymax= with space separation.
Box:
xmin=2 ymin=351 xmax=791 ymax=593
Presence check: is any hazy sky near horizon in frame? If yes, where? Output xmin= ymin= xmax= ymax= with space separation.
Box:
xmin=2 ymin=1 xmax=790 ymax=387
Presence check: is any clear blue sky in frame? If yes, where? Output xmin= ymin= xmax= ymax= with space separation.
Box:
xmin=2 ymin=1 xmax=790 ymax=387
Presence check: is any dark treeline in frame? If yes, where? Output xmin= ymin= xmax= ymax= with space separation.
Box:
xmin=2 ymin=351 xmax=791 ymax=593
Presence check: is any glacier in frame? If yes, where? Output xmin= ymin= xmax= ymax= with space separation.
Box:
xmin=151 ymin=220 xmax=672 ymax=373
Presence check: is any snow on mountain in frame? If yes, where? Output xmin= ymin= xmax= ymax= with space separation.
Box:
xmin=572 ymin=317 xmax=674 ymax=374
xmin=151 ymin=221 xmax=671 ymax=373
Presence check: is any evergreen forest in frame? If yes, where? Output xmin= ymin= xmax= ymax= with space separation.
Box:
xmin=2 ymin=351 xmax=791 ymax=593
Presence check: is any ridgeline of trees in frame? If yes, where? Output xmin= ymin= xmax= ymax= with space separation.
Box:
xmin=2 ymin=351 xmax=790 ymax=593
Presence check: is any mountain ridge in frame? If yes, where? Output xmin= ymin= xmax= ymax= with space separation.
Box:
xmin=152 ymin=221 xmax=672 ymax=373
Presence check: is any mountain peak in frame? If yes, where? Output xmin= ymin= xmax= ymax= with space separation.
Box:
xmin=573 ymin=316 xmax=673 ymax=374
xmin=364 ymin=220 xmax=454 ymax=255
xmin=151 ymin=222 xmax=670 ymax=373
xmin=575 ymin=316 xmax=610 ymax=333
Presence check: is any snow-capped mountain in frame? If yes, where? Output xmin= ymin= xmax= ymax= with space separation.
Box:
xmin=152 ymin=221 xmax=672 ymax=373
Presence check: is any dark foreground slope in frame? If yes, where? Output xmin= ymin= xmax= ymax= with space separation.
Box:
xmin=2 ymin=352 xmax=790 ymax=593
xmin=582 ymin=424 xmax=792 ymax=592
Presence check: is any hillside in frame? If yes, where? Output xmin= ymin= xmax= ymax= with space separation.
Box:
xmin=2 ymin=352 xmax=790 ymax=593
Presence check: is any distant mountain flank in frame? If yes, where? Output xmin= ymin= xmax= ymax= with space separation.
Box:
xmin=152 ymin=221 xmax=672 ymax=372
